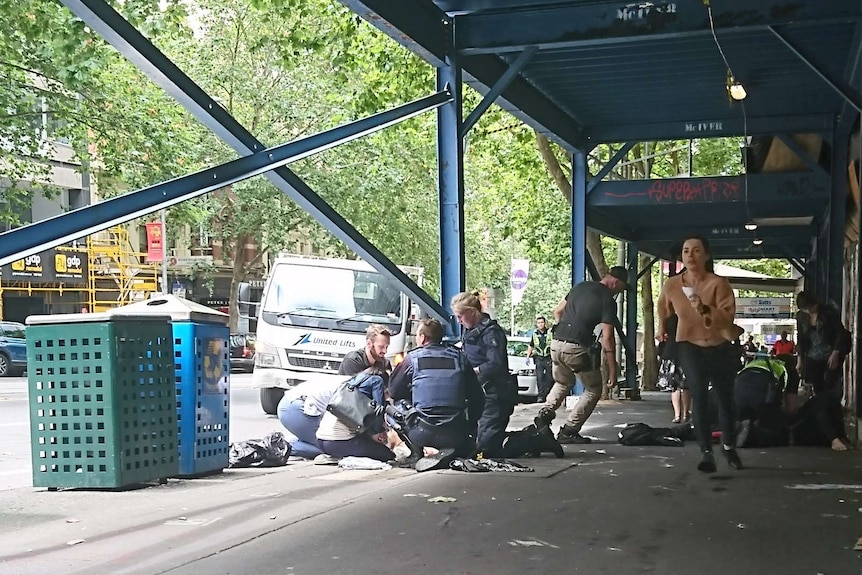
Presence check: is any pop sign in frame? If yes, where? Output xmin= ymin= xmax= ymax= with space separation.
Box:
xmin=511 ymin=258 xmax=530 ymax=306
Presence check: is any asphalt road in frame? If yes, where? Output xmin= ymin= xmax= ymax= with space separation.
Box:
xmin=0 ymin=372 xmax=282 ymax=491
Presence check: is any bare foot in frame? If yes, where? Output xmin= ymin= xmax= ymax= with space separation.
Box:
xmin=831 ymin=438 xmax=848 ymax=451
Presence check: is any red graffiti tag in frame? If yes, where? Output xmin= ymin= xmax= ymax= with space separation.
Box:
xmin=645 ymin=179 xmax=740 ymax=203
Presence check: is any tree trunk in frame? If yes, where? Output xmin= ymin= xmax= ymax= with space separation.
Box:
xmin=228 ymin=233 xmax=250 ymax=333
xmin=534 ymin=132 xmax=609 ymax=275
xmin=640 ymin=254 xmax=659 ymax=390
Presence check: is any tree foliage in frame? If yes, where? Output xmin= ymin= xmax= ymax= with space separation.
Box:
xmin=2 ymin=0 xmax=782 ymax=345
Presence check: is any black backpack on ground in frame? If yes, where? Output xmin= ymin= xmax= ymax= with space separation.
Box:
xmin=618 ymin=423 xmax=693 ymax=447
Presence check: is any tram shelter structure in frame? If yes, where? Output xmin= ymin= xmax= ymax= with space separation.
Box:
xmin=1 ymin=1 xmax=861 ymax=432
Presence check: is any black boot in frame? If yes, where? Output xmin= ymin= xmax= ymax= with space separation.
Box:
xmin=697 ymin=450 xmax=717 ymax=473
xmin=533 ymin=406 xmax=556 ymax=429
xmin=557 ymin=425 xmax=591 ymax=444
xmin=722 ymin=446 xmax=744 ymax=470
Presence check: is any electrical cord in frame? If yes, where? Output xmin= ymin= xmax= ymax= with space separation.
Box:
xmin=705 ymin=2 xmax=761 ymax=255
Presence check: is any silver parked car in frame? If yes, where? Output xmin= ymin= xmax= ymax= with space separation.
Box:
xmin=507 ymin=336 xmax=538 ymax=403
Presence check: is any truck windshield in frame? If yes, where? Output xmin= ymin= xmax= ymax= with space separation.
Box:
xmin=261 ymin=263 xmax=403 ymax=333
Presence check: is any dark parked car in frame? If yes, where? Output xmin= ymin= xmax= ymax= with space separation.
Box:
xmin=230 ymin=333 xmax=256 ymax=373
xmin=0 ymin=321 xmax=27 ymax=377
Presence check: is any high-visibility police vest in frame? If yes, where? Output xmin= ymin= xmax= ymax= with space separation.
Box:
xmin=409 ymin=344 xmax=466 ymax=410
xmin=531 ymin=330 xmax=551 ymax=357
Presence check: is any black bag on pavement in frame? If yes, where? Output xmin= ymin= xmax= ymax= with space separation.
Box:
xmin=327 ymin=376 xmax=385 ymax=434
xmin=228 ymin=431 xmax=292 ymax=468
xmin=618 ymin=423 xmax=692 ymax=446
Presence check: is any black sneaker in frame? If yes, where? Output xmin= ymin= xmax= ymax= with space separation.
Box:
xmin=537 ymin=426 xmax=565 ymax=458
xmin=557 ymin=426 xmax=591 ymax=444
xmin=697 ymin=451 xmax=717 ymax=473
xmin=534 ymin=406 xmax=556 ymax=429
xmin=722 ymin=447 xmax=744 ymax=470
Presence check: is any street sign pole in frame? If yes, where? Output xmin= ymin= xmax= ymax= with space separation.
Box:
xmin=160 ymin=209 xmax=168 ymax=294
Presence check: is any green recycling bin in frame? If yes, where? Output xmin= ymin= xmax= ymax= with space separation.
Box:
xmin=26 ymin=312 xmax=178 ymax=489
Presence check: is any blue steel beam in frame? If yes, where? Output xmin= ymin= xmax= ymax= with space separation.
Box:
xmin=586 ymin=114 xmax=834 ymax=145
xmin=437 ymin=63 xmax=465 ymax=328
xmin=587 ymin=142 xmax=635 ymax=194
xmin=338 ymin=0 xmax=448 ymax=66
xmin=828 ymin=130 xmax=848 ymax=307
xmin=571 ymin=150 xmax=587 ymax=285
xmin=632 ymin=224 xmax=817 ymax=242
xmin=787 ymin=258 xmax=806 ymax=276
xmin=637 ymin=256 xmax=658 ymax=281
xmin=0 ymin=90 xmax=451 ymax=260
xmin=336 ymin=1 xmax=584 ymax=150
xmin=838 ymin=21 xmax=862 ymax=134
xmin=460 ymin=46 xmax=537 ymax=137
xmin=56 ymin=0 xmax=451 ymax=324
xmin=462 ymin=54 xmax=584 ymax=150
xmin=775 ymin=134 xmax=830 ymax=179
xmin=455 ymin=0 xmax=860 ymax=55
xmin=589 ymin=172 xmax=830 ymax=208
xmin=635 ymin=238 xmax=814 ymax=260
xmin=584 ymin=250 xmax=600 ymax=282
xmin=625 ymin=242 xmax=638 ymax=389
xmin=769 ymin=26 xmax=862 ymax=114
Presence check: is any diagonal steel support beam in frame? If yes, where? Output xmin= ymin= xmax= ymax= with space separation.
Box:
xmin=0 ymin=90 xmax=450 ymax=270
xmin=587 ymin=142 xmax=635 ymax=194
xmin=460 ymin=46 xmax=537 ymax=138
xmin=637 ymin=256 xmax=658 ymax=280
xmin=584 ymin=250 xmax=601 ymax=281
xmin=838 ymin=21 xmax=862 ymax=134
xmin=769 ymin=26 xmax=862 ymax=114
xmin=786 ymin=257 xmax=806 ymax=276
xmin=58 ymin=0 xmax=449 ymax=323
xmin=775 ymin=134 xmax=830 ymax=180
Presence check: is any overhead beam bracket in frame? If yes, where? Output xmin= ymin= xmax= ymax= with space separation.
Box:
xmin=769 ymin=25 xmax=862 ymax=114
xmin=460 ymin=46 xmax=537 ymax=138
xmin=587 ymin=142 xmax=635 ymax=194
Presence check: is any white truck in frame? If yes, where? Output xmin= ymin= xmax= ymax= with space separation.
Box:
xmin=252 ymin=254 xmax=423 ymax=414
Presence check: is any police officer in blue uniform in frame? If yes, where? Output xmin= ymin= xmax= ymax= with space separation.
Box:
xmin=389 ymin=319 xmax=484 ymax=469
xmin=451 ymin=290 xmax=514 ymax=458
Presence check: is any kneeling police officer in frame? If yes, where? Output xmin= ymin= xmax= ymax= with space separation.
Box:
xmin=389 ymin=318 xmax=484 ymax=471
xmin=452 ymin=290 xmax=514 ymax=458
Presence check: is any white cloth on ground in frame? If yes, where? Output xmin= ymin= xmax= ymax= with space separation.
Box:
xmin=337 ymin=456 xmax=392 ymax=471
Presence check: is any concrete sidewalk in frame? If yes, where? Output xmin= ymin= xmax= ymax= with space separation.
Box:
xmin=1 ymin=393 xmax=861 ymax=575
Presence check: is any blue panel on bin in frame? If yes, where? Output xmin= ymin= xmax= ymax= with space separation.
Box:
xmin=173 ymin=322 xmax=230 ymax=476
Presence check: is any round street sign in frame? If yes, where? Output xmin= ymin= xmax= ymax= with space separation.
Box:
xmin=511 ymin=269 xmax=528 ymax=290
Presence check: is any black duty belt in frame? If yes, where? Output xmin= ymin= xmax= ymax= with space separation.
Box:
xmin=553 ymin=338 xmax=583 ymax=346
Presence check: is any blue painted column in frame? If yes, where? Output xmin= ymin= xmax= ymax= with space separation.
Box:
xmin=436 ymin=58 xmax=465 ymax=331
xmin=828 ymin=132 xmax=849 ymax=308
xmin=572 ymin=149 xmax=587 ymax=285
xmin=625 ymin=242 xmax=639 ymax=390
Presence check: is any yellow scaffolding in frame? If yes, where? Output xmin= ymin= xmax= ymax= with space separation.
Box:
xmin=87 ymin=227 xmax=160 ymax=312
xmin=0 ymin=227 xmax=160 ymax=320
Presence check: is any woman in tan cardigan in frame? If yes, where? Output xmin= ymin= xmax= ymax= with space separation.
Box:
xmin=658 ymin=236 xmax=743 ymax=473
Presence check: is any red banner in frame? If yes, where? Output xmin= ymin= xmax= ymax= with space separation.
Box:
xmin=145 ymin=222 xmax=164 ymax=262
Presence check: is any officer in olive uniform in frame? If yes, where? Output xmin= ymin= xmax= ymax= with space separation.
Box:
xmin=527 ymin=316 xmax=553 ymax=402
xmin=451 ymin=291 xmax=513 ymax=458
xmin=389 ymin=319 xmax=484 ymax=466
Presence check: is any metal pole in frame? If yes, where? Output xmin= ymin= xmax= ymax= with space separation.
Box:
xmin=160 ymin=209 xmax=168 ymax=295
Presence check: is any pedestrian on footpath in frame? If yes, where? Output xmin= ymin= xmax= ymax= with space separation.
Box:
xmin=541 ymin=267 xmax=628 ymax=444
xmin=658 ymin=235 xmax=743 ymax=473
xmin=526 ymin=316 xmax=553 ymax=402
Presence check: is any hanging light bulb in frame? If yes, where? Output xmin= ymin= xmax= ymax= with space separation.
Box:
xmin=752 ymin=238 xmax=763 ymax=246
xmin=726 ymin=70 xmax=747 ymax=101
xmin=744 ymin=221 xmax=758 ymax=231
